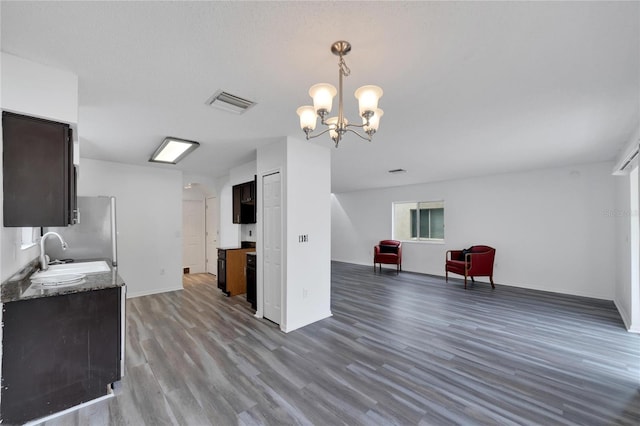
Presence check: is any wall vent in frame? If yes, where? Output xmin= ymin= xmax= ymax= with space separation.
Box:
xmin=206 ymin=90 xmax=256 ymax=114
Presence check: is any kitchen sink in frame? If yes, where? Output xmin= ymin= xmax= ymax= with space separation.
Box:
xmin=30 ymin=273 xmax=87 ymax=288
xmin=31 ymin=260 xmax=110 ymax=279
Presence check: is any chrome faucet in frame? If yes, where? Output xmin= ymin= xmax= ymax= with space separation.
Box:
xmin=40 ymin=232 xmax=68 ymax=271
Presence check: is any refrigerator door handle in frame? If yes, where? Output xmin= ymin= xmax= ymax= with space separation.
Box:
xmin=111 ymin=197 xmax=118 ymax=266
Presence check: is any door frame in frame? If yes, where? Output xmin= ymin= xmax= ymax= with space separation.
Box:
xmin=205 ymin=196 xmax=219 ymax=275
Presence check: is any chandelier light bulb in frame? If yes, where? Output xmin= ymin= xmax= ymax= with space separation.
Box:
xmin=309 ymin=83 xmax=337 ymax=115
xmin=297 ymin=106 xmax=317 ymax=131
xmin=355 ymin=85 xmax=383 ymax=117
xmin=364 ymin=108 xmax=384 ymax=134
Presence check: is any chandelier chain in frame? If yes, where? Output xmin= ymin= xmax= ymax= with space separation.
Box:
xmin=338 ymin=56 xmax=351 ymax=77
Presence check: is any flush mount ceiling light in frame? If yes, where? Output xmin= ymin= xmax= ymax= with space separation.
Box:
xmin=149 ymin=137 xmax=200 ymax=164
xmin=297 ymin=40 xmax=384 ymax=148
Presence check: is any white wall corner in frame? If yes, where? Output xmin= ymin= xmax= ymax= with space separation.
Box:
xmin=612 ymin=127 xmax=640 ymax=175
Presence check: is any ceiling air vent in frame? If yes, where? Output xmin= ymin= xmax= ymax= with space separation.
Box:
xmin=206 ymin=90 xmax=256 ymax=114
xmin=388 ymin=168 xmax=407 ymax=174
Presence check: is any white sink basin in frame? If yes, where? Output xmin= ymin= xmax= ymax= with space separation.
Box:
xmin=30 ymin=273 xmax=87 ymax=288
xmin=31 ymin=261 xmax=110 ymax=279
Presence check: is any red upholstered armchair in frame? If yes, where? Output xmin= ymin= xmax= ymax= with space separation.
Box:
xmin=374 ymin=240 xmax=402 ymax=274
xmin=445 ymin=245 xmax=496 ymax=289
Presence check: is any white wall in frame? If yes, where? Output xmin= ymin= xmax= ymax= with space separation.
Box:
xmin=1 ymin=52 xmax=79 ymax=281
xmin=284 ymin=139 xmax=332 ymax=332
xmin=217 ymin=160 xmax=257 ymax=247
xmin=332 ymin=161 xmax=616 ymax=300
xmin=78 ymin=159 xmax=183 ymax=298
xmin=256 ymin=138 xmax=332 ymax=332
xmin=1 ymin=52 xmax=78 ymax=126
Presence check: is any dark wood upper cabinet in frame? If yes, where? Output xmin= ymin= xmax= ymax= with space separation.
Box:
xmin=2 ymin=111 xmax=77 ymax=227
xmin=232 ymin=177 xmax=256 ymax=224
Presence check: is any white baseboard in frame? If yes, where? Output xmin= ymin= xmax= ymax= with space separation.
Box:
xmin=24 ymin=392 xmax=114 ymax=425
xmin=282 ymin=311 xmax=333 ymax=333
xmin=127 ymin=285 xmax=184 ymax=299
xmin=614 ymin=298 xmax=640 ymax=333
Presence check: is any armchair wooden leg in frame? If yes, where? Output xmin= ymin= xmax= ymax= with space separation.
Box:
xmin=471 ymin=276 xmax=475 ymax=283
xmin=373 ymin=263 xmax=376 ymax=273
xmin=446 ymin=270 xmax=448 ymax=282
xmin=396 ymin=263 xmax=399 ymax=274
xmin=464 ymin=275 xmax=467 ymax=290
xmin=490 ymin=276 xmax=495 ymax=289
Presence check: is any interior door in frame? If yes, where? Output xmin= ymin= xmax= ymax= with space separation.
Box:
xmin=263 ymin=172 xmax=282 ymax=324
xmin=205 ymin=197 xmax=219 ymax=275
xmin=182 ymin=200 xmax=205 ymax=273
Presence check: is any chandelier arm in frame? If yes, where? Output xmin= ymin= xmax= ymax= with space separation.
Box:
xmin=344 ymin=128 xmax=373 ymax=142
xmin=344 ymin=122 xmax=368 ymax=130
xmin=304 ymin=127 xmax=334 ymax=140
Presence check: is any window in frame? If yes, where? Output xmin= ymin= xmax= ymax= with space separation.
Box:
xmin=20 ymin=227 xmax=38 ymax=249
xmin=393 ymin=201 xmax=444 ymax=242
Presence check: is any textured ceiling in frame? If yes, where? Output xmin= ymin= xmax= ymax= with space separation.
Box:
xmin=2 ymin=1 xmax=638 ymax=193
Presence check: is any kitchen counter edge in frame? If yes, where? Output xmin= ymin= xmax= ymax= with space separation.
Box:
xmin=1 ymin=259 xmax=125 ymax=303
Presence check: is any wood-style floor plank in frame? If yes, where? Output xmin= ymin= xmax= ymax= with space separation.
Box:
xmin=34 ymin=262 xmax=639 ymax=426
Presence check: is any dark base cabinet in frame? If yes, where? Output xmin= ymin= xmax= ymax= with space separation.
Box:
xmin=218 ymin=249 xmax=227 ymax=294
xmin=246 ymin=253 xmax=257 ymax=310
xmin=1 ymin=288 xmax=121 ymax=424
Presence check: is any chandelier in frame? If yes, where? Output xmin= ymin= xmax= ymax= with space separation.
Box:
xmin=296 ymin=41 xmax=384 ymax=148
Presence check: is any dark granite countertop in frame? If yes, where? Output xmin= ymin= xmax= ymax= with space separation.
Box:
xmin=1 ymin=258 xmax=125 ymax=303
xmin=217 ymin=246 xmax=255 ymax=251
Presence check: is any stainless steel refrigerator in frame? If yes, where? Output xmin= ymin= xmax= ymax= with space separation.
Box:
xmin=44 ymin=196 xmax=118 ymax=266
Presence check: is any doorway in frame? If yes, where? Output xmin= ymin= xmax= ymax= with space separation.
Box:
xmin=262 ymin=171 xmax=282 ymax=324
xmin=206 ymin=196 xmax=219 ymax=275
xmin=182 ymin=200 xmax=205 ymax=273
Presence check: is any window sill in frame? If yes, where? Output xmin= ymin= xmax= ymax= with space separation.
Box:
xmin=20 ymin=242 xmax=37 ymax=251
xmin=400 ymin=239 xmax=445 ymax=245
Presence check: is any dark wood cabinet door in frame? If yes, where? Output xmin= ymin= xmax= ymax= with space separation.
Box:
xmin=232 ymin=180 xmax=257 ymax=224
xmin=2 ymin=112 xmax=75 ymax=226
xmin=232 ymin=184 xmax=242 ymax=223
xmin=1 ymin=288 xmax=121 ymax=424
xmin=217 ymin=250 xmax=227 ymax=293
xmin=246 ymin=255 xmax=256 ymax=309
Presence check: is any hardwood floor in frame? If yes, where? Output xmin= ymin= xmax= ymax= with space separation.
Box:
xmin=37 ymin=262 xmax=639 ymax=426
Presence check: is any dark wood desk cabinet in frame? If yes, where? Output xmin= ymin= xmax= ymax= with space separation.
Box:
xmin=0 ymin=288 xmax=121 ymax=424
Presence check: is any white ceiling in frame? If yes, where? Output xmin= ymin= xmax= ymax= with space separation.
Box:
xmin=2 ymin=1 xmax=638 ymax=193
